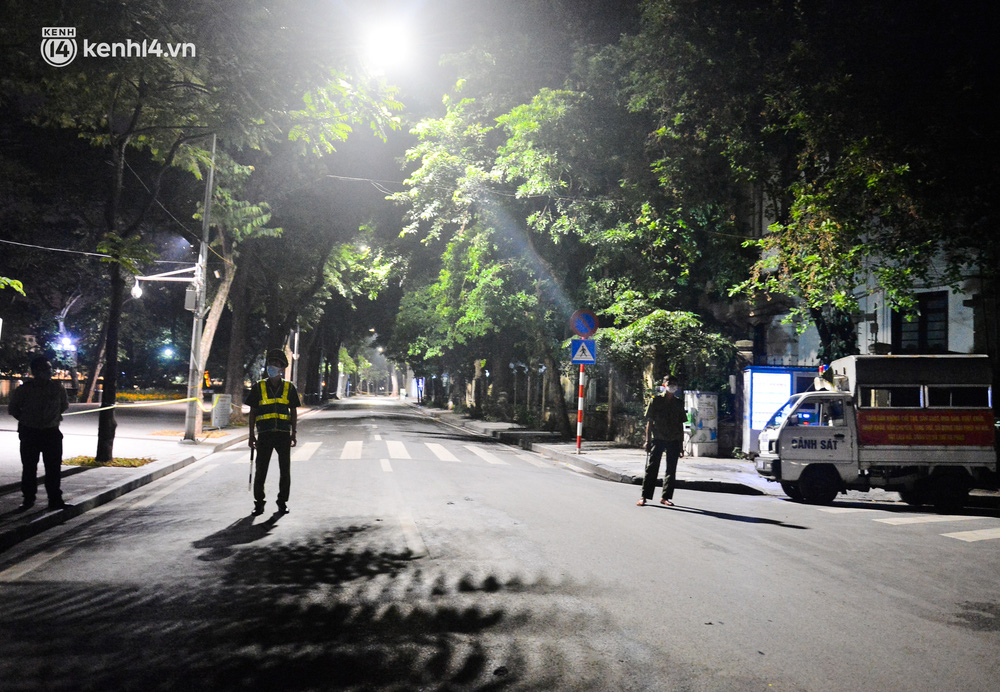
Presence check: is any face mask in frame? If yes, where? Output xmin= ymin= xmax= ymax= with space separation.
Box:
xmin=656 ymin=385 xmax=666 ymax=394
xmin=266 ymin=365 xmax=282 ymax=378
xmin=666 ymin=385 xmax=679 ymax=395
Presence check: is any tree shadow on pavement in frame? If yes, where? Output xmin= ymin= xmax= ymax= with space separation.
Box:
xmin=0 ymin=521 xmax=721 ymax=691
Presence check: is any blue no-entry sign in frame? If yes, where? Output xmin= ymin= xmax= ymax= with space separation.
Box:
xmin=571 ymin=339 xmax=596 ymax=364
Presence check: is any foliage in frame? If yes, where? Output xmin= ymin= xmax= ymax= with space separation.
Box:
xmin=596 ymin=309 xmax=735 ymax=390
xmin=0 ymin=277 xmax=25 ymax=295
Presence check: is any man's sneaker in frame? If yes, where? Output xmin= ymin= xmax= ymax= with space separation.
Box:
xmin=16 ymin=500 xmax=35 ymax=513
xmin=277 ymin=503 xmax=289 ymax=514
xmin=47 ymin=501 xmax=69 ymax=511
xmin=252 ymin=502 xmax=265 ymax=515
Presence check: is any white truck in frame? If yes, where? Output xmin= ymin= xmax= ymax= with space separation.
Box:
xmin=754 ymin=355 xmax=997 ymax=510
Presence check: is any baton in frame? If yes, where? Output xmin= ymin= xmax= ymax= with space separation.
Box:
xmin=249 ymin=445 xmax=254 ymax=491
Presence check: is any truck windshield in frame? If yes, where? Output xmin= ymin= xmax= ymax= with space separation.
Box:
xmin=763 ymin=398 xmax=798 ymax=430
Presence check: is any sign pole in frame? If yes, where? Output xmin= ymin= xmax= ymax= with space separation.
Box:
xmin=576 ymin=363 xmax=585 ymax=454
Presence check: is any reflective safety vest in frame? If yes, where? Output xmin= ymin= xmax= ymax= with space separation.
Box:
xmin=256 ymin=380 xmax=291 ymax=434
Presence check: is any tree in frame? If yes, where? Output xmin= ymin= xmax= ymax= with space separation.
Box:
xmin=618 ymin=0 xmax=995 ymax=366
xmin=2 ymin=0 xmax=400 ymax=459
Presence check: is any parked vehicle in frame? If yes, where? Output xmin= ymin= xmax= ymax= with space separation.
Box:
xmin=754 ymin=355 xmax=997 ymax=510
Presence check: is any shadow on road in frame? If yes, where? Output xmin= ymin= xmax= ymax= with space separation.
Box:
xmin=0 ymin=522 xmax=717 ymax=690
xmin=657 ymin=503 xmax=810 ymax=529
xmin=192 ymin=513 xmax=285 ymax=561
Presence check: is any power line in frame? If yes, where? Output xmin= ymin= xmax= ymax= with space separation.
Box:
xmin=0 ymin=238 xmax=192 ymax=264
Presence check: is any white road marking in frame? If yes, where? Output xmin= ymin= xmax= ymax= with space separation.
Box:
xmin=341 ymin=440 xmax=362 ymax=459
xmin=386 ymin=441 xmax=410 ymax=459
xmin=131 ymin=464 xmax=218 ymax=509
xmin=380 ymin=459 xmax=393 ymax=473
xmin=0 ymin=549 xmax=72 ymax=582
xmin=516 ymin=452 xmax=550 ymax=468
xmin=374 ymin=434 xmax=383 ymax=441
xmin=941 ymin=527 xmax=1000 ymax=542
xmin=463 ymin=445 xmax=508 ymax=465
xmin=816 ymin=507 xmax=871 ymax=513
xmin=875 ymin=515 xmax=979 ymax=526
xmin=292 ymin=441 xmax=321 ymax=461
xmin=426 ymin=442 xmax=460 ymax=462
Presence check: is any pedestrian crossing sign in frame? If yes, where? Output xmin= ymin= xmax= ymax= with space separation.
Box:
xmin=571 ymin=339 xmax=596 ymax=364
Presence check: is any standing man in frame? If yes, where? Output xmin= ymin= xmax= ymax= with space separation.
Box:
xmin=8 ymin=355 xmax=70 ymax=512
xmin=637 ymin=375 xmax=687 ymax=507
xmin=245 ymin=348 xmax=300 ymax=515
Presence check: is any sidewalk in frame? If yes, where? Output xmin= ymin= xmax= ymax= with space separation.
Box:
xmin=408 ymin=403 xmax=783 ymax=497
xmin=0 ymin=410 xmax=253 ymax=553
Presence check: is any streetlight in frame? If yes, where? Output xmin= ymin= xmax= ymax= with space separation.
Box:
xmin=129 ymin=134 xmax=216 ymax=441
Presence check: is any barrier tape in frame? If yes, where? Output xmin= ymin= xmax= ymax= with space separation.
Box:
xmin=63 ymin=396 xmax=233 ymax=416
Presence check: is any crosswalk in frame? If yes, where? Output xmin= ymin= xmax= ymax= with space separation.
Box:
xmin=810 ymin=500 xmax=1000 ymax=544
xmin=236 ymin=438 xmax=553 ymax=469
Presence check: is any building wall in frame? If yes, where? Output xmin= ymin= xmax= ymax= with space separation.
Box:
xmin=763 ymin=281 xmax=978 ymax=366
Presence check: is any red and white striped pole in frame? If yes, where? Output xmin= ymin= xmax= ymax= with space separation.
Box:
xmin=576 ymin=363 xmax=585 ymax=454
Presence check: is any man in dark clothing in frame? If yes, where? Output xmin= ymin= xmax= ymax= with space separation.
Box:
xmin=638 ymin=375 xmax=687 ymax=507
xmin=8 ymin=355 xmax=70 ymax=511
xmin=244 ymin=348 xmax=300 ymax=515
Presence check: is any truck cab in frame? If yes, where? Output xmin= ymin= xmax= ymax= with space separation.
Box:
xmin=756 ymin=391 xmax=857 ymax=503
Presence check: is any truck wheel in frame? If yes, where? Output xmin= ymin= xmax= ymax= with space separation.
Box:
xmin=798 ymin=466 xmax=840 ymax=505
xmin=780 ymin=482 xmax=804 ymax=502
xmin=931 ymin=472 xmax=971 ymax=513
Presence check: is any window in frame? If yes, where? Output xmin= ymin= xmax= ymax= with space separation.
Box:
xmin=892 ymin=291 xmax=948 ymax=353
xmin=927 ymin=386 xmax=990 ymax=408
xmin=860 ymin=386 xmax=922 ymax=408
xmin=786 ymin=402 xmax=818 ymax=426
xmin=819 ymin=400 xmax=847 ymax=426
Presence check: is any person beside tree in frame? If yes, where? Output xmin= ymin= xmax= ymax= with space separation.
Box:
xmin=8 ymin=355 xmax=70 ymax=512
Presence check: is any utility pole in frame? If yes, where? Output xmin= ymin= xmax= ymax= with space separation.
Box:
xmin=184 ymin=134 xmax=216 ymax=441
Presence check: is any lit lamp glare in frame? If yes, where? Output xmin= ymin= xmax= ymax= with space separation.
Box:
xmin=361 ymin=23 xmax=410 ymax=74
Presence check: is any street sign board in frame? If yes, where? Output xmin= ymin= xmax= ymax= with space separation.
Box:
xmin=571 ymin=339 xmax=596 ymax=364
xmin=570 ymin=309 xmax=599 ymax=337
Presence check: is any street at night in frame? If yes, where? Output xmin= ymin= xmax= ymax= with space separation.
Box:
xmin=3 ymin=1 xmax=1000 ymax=689
xmin=1 ymin=399 xmax=998 ymax=690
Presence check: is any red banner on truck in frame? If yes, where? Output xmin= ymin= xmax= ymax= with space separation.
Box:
xmin=857 ymin=409 xmax=995 ymax=446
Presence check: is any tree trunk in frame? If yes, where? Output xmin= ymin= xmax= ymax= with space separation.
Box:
xmin=545 ymin=354 xmax=572 ymax=438
xmin=196 ymin=244 xmax=235 ymax=377
xmin=301 ymin=328 xmax=321 ymax=403
xmin=606 ymin=366 xmax=616 ymax=440
xmin=95 ymin=266 xmax=124 ymax=462
xmin=224 ymin=265 xmax=250 ymax=402
xmin=82 ymin=319 xmax=108 ymax=404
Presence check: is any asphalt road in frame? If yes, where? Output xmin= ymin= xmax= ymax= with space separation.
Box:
xmin=0 ymin=399 xmax=998 ymax=691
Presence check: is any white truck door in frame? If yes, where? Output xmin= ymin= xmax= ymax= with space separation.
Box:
xmin=779 ymin=397 xmax=856 ymax=482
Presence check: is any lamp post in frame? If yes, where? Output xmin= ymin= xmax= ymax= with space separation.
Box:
xmin=130 ymin=134 xmax=216 ymax=442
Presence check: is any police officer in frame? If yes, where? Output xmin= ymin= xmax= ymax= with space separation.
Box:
xmin=8 ymin=355 xmax=70 ymax=511
xmin=245 ymin=348 xmax=300 ymax=515
xmin=637 ymin=375 xmax=687 ymax=507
